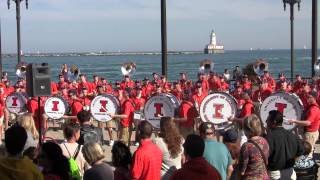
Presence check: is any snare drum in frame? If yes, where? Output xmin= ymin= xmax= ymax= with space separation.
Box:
xmin=200 ymin=92 xmax=237 ymax=126
xmin=260 ymin=92 xmax=303 ymax=130
xmin=6 ymin=93 xmax=28 ymax=114
xmin=90 ymin=94 xmax=120 ymax=122
xmin=144 ymin=93 xmax=180 ymax=128
xmin=44 ymin=96 xmax=69 ymax=120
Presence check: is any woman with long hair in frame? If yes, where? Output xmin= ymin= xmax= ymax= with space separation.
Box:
xmin=111 ymin=141 xmax=132 ymax=180
xmin=239 ymin=114 xmax=269 ymax=180
xmin=154 ymin=116 xmax=184 ymax=180
xmin=38 ymin=142 xmax=70 ymax=180
xmin=18 ymin=113 xmax=39 ymax=150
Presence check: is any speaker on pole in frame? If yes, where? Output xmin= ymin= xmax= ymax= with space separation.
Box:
xmin=26 ymin=63 xmax=51 ymax=97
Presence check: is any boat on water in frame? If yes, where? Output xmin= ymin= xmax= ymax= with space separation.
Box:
xmin=204 ymin=30 xmax=224 ymax=54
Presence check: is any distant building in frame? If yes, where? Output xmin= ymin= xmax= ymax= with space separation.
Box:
xmin=204 ymin=30 xmax=224 ymax=54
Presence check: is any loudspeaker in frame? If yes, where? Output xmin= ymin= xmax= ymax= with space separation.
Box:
xmin=26 ymin=63 xmax=51 ymax=97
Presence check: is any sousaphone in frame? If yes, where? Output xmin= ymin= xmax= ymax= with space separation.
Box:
xmin=199 ymin=59 xmax=214 ymax=74
xmin=253 ymin=59 xmax=269 ymax=76
xmin=121 ymin=62 xmax=136 ymax=76
xmin=16 ymin=62 xmax=28 ymax=79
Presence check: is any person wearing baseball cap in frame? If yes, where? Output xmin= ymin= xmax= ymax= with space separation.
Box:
xmin=199 ymin=122 xmax=233 ymax=180
xmin=288 ymin=91 xmax=320 ymax=158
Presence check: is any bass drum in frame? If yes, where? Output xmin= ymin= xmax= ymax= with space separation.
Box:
xmin=44 ymin=96 xmax=69 ymax=120
xmin=260 ymin=92 xmax=303 ymax=130
xmin=200 ymin=92 xmax=238 ymax=125
xmin=6 ymin=92 xmax=28 ymax=114
xmin=90 ymin=94 xmax=120 ymax=122
xmin=144 ymin=93 xmax=180 ymax=128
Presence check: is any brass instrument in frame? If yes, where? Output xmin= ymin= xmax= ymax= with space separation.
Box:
xmin=121 ymin=62 xmax=136 ymax=76
xmin=69 ymin=64 xmax=81 ymax=81
xmin=199 ymin=59 xmax=214 ymax=74
xmin=253 ymin=59 xmax=269 ymax=76
xmin=15 ymin=62 xmax=28 ymax=79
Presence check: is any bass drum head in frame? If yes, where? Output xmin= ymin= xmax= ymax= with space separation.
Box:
xmin=200 ymin=92 xmax=237 ymax=124
xmin=6 ymin=93 xmax=27 ymax=114
xmin=90 ymin=94 xmax=119 ymax=122
xmin=260 ymin=92 xmax=303 ymax=130
xmin=144 ymin=94 xmax=180 ymax=128
xmin=44 ymin=96 xmax=69 ymax=120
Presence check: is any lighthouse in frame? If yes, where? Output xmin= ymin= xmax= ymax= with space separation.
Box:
xmin=204 ymin=30 xmax=224 ymax=54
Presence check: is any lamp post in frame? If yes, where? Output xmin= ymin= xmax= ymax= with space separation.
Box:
xmin=7 ymin=0 xmax=29 ymax=64
xmin=312 ymin=0 xmax=318 ymax=77
xmin=161 ymin=0 xmax=168 ymax=77
xmin=283 ymin=0 xmax=301 ymax=81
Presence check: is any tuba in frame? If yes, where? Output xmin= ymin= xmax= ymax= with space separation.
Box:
xmin=121 ymin=62 xmax=136 ymax=76
xmin=16 ymin=62 xmax=28 ymax=79
xmin=253 ymin=59 xmax=269 ymax=76
xmin=199 ymin=59 xmax=214 ymax=74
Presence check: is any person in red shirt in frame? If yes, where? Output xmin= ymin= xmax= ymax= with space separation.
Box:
xmin=160 ymin=76 xmax=171 ymax=93
xmin=79 ymin=88 xmax=91 ymax=111
xmin=208 ymin=73 xmax=221 ymax=92
xmin=27 ymin=96 xmax=46 ymax=131
xmin=231 ymin=85 xmax=245 ymax=108
xmin=197 ymin=73 xmax=209 ymax=94
xmin=219 ymin=77 xmax=229 ymax=92
xmin=297 ymin=83 xmax=311 ymax=110
xmin=109 ymin=88 xmax=135 ymax=146
xmin=192 ymin=81 xmax=207 ymax=111
xmin=51 ymin=81 xmax=58 ymax=95
xmin=78 ymin=74 xmax=93 ymax=95
xmin=57 ymin=74 xmax=69 ymax=91
xmin=91 ymin=75 xmax=101 ymax=91
xmin=120 ymin=75 xmax=135 ymax=90
xmin=179 ymin=72 xmax=192 ymax=90
xmin=171 ymin=82 xmax=183 ymax=101
xmin=142 ymin=77 xmax=153 ymax=99
xmin=179 ymin=89 xmax=198 ymax=139
xmin=275 ymin=73 xmax=287 ymax=91
xmin=230 ymin=93 xmax=255 ymax=124
xmin=132 ymin=88 xmax=146 ymax=146
xmin=293 ymin=74 xmax=305 ymax=93
xmin=289 ymin=92 xmax=320 ymax=157
xmin=131 ymin=121 xmax=162 ymax=180
xmin=170 ymin=134 xmax=221 ymax=180
xmin=252 ymin=81 xmax=273 ymax=103
xmin=67 ymin=89 xmax=83 ymax=123
xmin=241 ymin=74 xmax=252 ymax=91
xmin=262 ymin=71 xmax=275 ymax=90
xmin=152 ymin=72 xmax=161 ymax=86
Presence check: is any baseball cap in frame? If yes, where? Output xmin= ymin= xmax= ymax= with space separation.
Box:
xmin=222 ymin=129 xmax=238 ymax=143
xmin=199 ymin=122 xmax=215 ymax=134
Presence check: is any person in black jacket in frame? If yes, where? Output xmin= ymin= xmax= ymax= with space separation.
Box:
xmin=77 ymin=110 xmax=103 ymax=145
xmin=265 ymin=110 xmax=304 ymax=180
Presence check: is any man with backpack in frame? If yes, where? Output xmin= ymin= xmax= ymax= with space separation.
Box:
xmin=60 ymin=122 xmax=90 ymax=179
xmin=77 ymin=110 xmax=103 ymax=145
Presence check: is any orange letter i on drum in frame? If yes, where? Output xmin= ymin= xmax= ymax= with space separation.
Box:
xmin=11 ymin=97 xmax=18 ymax=106
xmin=154 ymin=103 xmax=163 ymax=117
xmin=99 ymin=100 xmax=108 ymax=112
xmin=213 ymin=104 xmax=224 ymax=119
xmin=275 ymin=103 xmax=287 ymax=113
xmin=51 ymin=101 xmax=60 ymax=111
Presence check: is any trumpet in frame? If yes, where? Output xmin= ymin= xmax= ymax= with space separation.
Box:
xmin=121 ymin=62 xmax=136 ymax=76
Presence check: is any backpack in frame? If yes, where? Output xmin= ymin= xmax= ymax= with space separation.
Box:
xmin=82 ymin=127 xmax=102 ymax=145
xmin=63 ymin=144 xmax=81 ymax=180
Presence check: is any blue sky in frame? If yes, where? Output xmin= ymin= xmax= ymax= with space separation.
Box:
xmin=0 ymin=0 xmax=315 ymax=53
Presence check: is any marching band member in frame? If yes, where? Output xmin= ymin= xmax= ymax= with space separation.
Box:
xmin=219 ymin=77 xmax=229 ymax=92
xmin=160 ymin=75 xmax=171 ymax=93
xmin=293 ymin=74 xmax=305 ymax=93
xmin=171 ymin=82 xmax=183 ymax=101
xmin=240 ymin=74 xmax=252 ymax=91
xmin=120 ymin=75 xmax=135 ymax=90
xmin=179 ymin=89 xmax=197 ymax=139
xmin=208 ymin=73 xmax=221 ymax=92
xmin=179 ymin=72 xmax=192 ymax=90
xmin=108 ymin=88 xmax=136 ymax=146
xmin=142 ymin=77 xmax=153 ymax=99
xmin=78 ymin=74 xmax=94 ymax=95
xmin=288 ymin=92 xmax=320 ymax=158
xmin=275 ymin=73 xmax=286 ymax=91
xmin=252 ymin=81 xmax=273 ymax=103
xmin=132 ymin=87 xmax=146 ymax=146
xmin=197 ymin=72 xmax=209 ymax=94
xmin=262 ymin=71 xmax=275 ymax=90
xmin=68 ymin=89 xmax=83 ymax=123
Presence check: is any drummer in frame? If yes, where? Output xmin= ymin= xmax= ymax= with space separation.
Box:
xmin=132 ymin=87 xmax=146 ymax=146
xmin=108 ymin=88 xmax=136 ymax=146
xmin=262 ymin=71 xmax=275 ymax=90
xmin=178 ymin=89 xmax=197 ymax=138
xmin=171 ymin=82 xmax=183 ymax=101
xmin=120 ymin=75 xmax=135 ymax=90
xmin=192 ymin=81 xmax=207 ymax=109
xmin=288 ymin=92 xmax=320 ymax=158
xmin=67 ymin=89 xmax=83 ymax=123
xmin=252 ymin=81 xmax=273 ymax=103
xmin=208 ymin=73 xmax=221 ymax=92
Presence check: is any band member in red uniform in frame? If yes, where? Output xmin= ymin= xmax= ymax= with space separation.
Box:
xmin=152 ymin=84 xmax=163 ymax=96
xmin=192 ymin=81 xmax=207 ymax=111
xmin=27 ymin=96 xmax=46 ymax=131
xmin=179 ymin=72 xmax=192 ymax=90
xmin=152 ymin=72 xmax=161 ymax=85
xmin=91 ymin=75 xmax=101 ymax=93
xmin=171 ymin=82 xmax=183 ymax=101
xmin=219 ymin=77 xmax=229 ymax=92
xmin=57 ymin=74 xmax=69 ymax=91
xmin=79 ymin=88 xmax=91 ymax=111
xmin=297 ymin=83 xmax=311 ymax=110
xmin=252 ymin=81 xmax=273 ymax=103
xmin=142 ymin=77 xmax=153 ymax=99
xmin=231 ymin=85 xmax=245 ymax=108
xmin=241 ymin=74 xmax=252 ymax=91
xmin=69 ymin=80 xmax=78 ymax=91
xmin=120 ymin=75 xmax=135 ymax=90
xmin=262 ymin=71 xmax=275 ymax=90
xmin=51 ymin=81 xmax=58 ymax=95
xmin=275 ymin=73 xmax=286 ymax=91
xmin=132 ymin=88 xmax=146 ymax=146
xmin=68 ymin=89 xmax=83 ymax=123
xmin=113 ymin=81 xmax=124 ymax=103
xmin=179 ymin=89 xmax=197 ymax=138
xmin=197 ymin=72 xmax=209 ymax=94
xmin=78 ymin=74 xmax=93 ymax=95
xmin=101 ymin=78 xmax=113 ymax=94
xmin=208 ymin=73 xmax=221 ymax=92
xmin=109 ymin=88 xmax=136 ymax=146
xmin=160 ymin=76 xmax=171 ymax=93
xmin=289 ymin=92 xmax=320 ymax=157
xmin=293 ymin=74 xmax=305 ymax=93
